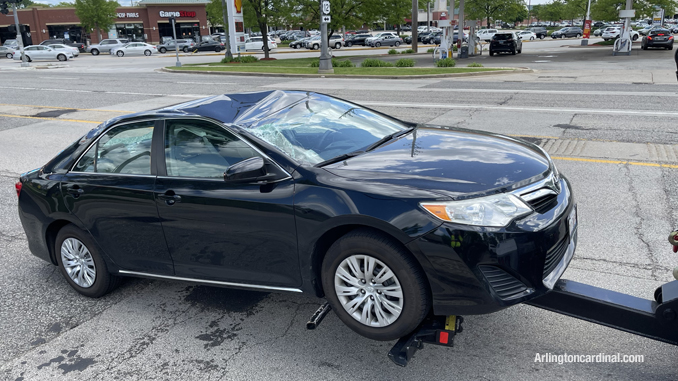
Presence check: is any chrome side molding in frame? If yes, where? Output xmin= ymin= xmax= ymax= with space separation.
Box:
xmin=118 ymin=270 xmax=303 ymax=293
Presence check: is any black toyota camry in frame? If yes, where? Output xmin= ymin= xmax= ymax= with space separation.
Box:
xmin=16 ymin=91 xmax=577 ymax=341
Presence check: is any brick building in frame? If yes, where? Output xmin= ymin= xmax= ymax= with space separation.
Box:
xmin=0 ymin=0 xmax=209 ymax=46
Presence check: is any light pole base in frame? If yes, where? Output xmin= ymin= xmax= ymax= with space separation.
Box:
xmin=20 ymin=62 xmax=30 ymax=67
xmin=175 ymin=62 xmax=182 ymax=67
xmin=318 ymin=69 xmax=334 ymax=74
xmin=581 ymin=39 xmax=589 ymax=46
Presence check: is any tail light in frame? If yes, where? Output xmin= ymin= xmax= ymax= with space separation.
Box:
xmin=648 ymin=36 xmax=653 ymax=40
xmin=658 ymin=34 xmax=665 ymax=36
xmin=15 ymin=181 xmax=22 ymax=198
xmin=670 ymin=36 xmax=674 ymax=40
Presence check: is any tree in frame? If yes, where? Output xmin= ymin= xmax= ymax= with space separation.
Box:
xmin=292 ymin=0 xmax=380 ymax=37
xmin=563 ymin=0 xmax=589 ymax=22
xmin=243 ymin=0 xmax=291 ymax=58
xmin=591 ymin=0 xmax=676 ymax=21
xmin=74 ymin=0 xmax=119 ymax=42
xmin=465 ymin=0 xmax=527 ymax=28
xmin=530 ymin=4 xmax=543 ymax=21
xmin=541 ymin=0 xmax=565 ymax=23
xmin=379 ymin=0 xmax=411 ymax=34
xmin=206 ymin=0 xmax=261 ymax=32
xmin=52 ymin=1 xmax=76 ymax=7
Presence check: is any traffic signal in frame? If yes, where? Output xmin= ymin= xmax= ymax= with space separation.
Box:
xmin=0 ymin=3 xmax=8 ymax=15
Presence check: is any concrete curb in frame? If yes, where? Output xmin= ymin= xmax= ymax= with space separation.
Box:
xmin=158 ymin=44 xmax=438 ymax=58
xmin=159 ymin=67 xmax=533 ymax=79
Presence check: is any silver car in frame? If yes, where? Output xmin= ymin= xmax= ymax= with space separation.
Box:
xmin=48 ymin=44 xmax=79 ymax=57
xmin=367 ymin=34 xmax=403 ymax=47
xmin=111 ymin=43 xmax=158 ymax=57
xmin=86 ymin=39 xmax=129 ymax=55
xmin=0 ymin=46 xmax=16 ymax=59
xmin=156 ymin=39 xmax=196 ymax=53
xmin=14 ymin=45 xmax=73 ymax=62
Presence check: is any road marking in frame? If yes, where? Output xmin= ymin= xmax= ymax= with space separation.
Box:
xmin=0 ymin=114 xmax=100 ymax=124
xmin=359 ymin=101 xmax=678 ymax=117
xmin=38 ymin=77 xmax=80 ymax=80
xmin=0 ymin=103 xmax=131 ymax=113
xmin=176 ymin=81 xmax=235 ymax=85
xmin=0 ymin=86 xmax=208 ymax=98
xmin=552 ymin=156 xmax=678 ymax=169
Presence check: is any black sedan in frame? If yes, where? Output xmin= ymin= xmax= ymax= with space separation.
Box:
xmin=193 ymin=40 xmax=225 ymax=52
xmin=17 ymin=91 xmax=577 ymax=342
xmin=489 ymin=32 xmax=522 ymax=55
xmin=344 ymin=34 xmax=372 ymax=47
xmin=641 ymin=28 xmax=674 ymax=50
xmin=550 ymin=27 xmax=583 ymax=38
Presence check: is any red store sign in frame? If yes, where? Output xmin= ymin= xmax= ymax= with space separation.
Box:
xmin=159 ymin=11 xmax=197 ymax=18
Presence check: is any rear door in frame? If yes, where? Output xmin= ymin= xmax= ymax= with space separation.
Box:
xmin=153 ymin=118 xmax=300 ymax=288
xmin=62 ymin=119 xmax=174 ymax=275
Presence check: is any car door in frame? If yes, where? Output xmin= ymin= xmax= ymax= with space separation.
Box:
xmin=153 ymin=118 xmax=300 ymax=288
xmin=61 ymin=119 xmax=175 ymax=275
xmin=36 ymin=46 xmax=52 ymax=59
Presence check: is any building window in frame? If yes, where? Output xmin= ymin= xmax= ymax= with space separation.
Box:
xmin=116 ymin=23 xmax=145 ymax=42
xmin=158 ymin=22 xmax=201 ymax=41
xmin=47 ymin=25 xmax=84 ymax=43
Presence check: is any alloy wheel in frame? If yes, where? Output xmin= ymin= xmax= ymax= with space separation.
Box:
xmin=334 ymin=254 xmax=404 ymax=327
xmin=60 ymin=237 xmax=97 ymax=288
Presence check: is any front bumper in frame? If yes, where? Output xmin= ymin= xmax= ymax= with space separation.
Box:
xmin=408 ymin=176 xmax=577 ymax=316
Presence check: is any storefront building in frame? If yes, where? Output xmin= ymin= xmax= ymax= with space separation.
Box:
xmin=0 ymin=0 xmax=209 ymax=46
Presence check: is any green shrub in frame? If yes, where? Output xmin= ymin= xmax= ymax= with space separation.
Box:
xmin=388 ymin=49 xmax=398 ymax=54
xmin=360 ymin=58 xmax=393 ymax=67
xmin=467 ymin=62 xmax=483 ymax=67
xmin=395 ymin=58 xmax=415 ymax=67
xmin=309 ymin=58 xmax=355 ymax=68
xmin=427 ymin=48 xmax=435 ymax=53
xmin=221 ymin=55 xmax=258 ymax=64
xmin=402 ymin=48 xmax=415 ymax=54
xmin=436 ymin=58 xmax=456 ymax=67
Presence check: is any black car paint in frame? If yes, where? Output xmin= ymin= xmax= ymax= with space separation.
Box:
xmin=18 ymin=90 xmax=573 ymax=317
xmin=551 ymin=27 xmax=583 ymax=38
xmin=642 ymin=29 xmax=674 ymax=49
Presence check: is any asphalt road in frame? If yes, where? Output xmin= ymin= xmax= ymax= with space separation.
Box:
xmin=0 ymin=46 xmax=677 ymax=380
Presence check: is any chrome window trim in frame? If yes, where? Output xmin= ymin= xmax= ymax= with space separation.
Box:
xmin=118 ymin=270 xmax=303 ymax=293
xmin=67 ymin=171 xmax=156 ymax=178
xmin=69 ymin=118 xmax=159 ymax=173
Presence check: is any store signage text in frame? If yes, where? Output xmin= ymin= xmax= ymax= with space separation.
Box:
xmin=117 ymin=12 xmax=139 ymax=18
xmin=159 ymin=11 xmax=197 ymax=18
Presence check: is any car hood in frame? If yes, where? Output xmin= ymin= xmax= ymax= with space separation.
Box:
xmin=323 ymin=126 xmax=551 ymax=199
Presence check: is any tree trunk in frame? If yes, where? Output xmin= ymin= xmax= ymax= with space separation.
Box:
xmin=261 ymin=23 xmax=269 ymax=59
xmin=96 ymin=23 xmax=101 ymax=43
xmin=487 ymin=16 xmax=490 ymax=28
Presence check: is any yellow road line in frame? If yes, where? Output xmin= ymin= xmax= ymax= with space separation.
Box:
xmin=552 ymin=156 xmax=678 ymax=169
xmin=0 ymin=114 xmax=101 ymax=124
xmin=0 ymin=103 xmax=131 ymax=113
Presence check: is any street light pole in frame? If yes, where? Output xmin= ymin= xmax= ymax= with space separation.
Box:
xmin=11 ymin=2 xmax=28 ymax=67
xmin=318 ymin=1 xmax=333 ymax=74
xmin=170 ymin=17 xmax=181 ymax=67
xmin=221 ymin=0 xmax=232 ymax=59
xmin=411 ymin=0 xmax=418 ymax=52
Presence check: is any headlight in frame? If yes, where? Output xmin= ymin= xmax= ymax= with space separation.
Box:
xmin=421 ymin=194 xmax=532 ymax=227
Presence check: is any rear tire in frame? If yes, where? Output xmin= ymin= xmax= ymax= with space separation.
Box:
xmin=489 ymin=50 xmax=494 ymax=56
xmin=183 ymin=46 xmax=189 ymax=53
xmin=6 ymin=53 xmax=13 ymax=59
xmin=395 ymin=41 xmax=400 ymax=47
xmin=346 ymin=42 xmax=352 ymax=47
xmin=321 ymin=229 xmax=431 ymax=341
xmin=55 ymin=224 xmax=120 ymax=298
xmin=144 ymin=50 xmax=151 ymax=56
xmin=313 ymin=44 xmax=319 ymax=50
xmin=159 ymin=47 xmax=167 ymax=53
xmin=334 ymin=43 xmax=341 ymax=49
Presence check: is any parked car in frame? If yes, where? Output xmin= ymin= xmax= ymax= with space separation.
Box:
xmin=489 ymin=32 xmax=522 ymax=56
xmin=422 ymin=32 xmax=442 ymax=44
xmin=3 ymin=39 xmax=20 ymax=49
xmin=641 ymin=28 xmax=674 ymax=50
xmin=551 ymin=27 xmax=583 ymax=38
xmin=416 ymin=31 xmax=433 ymax=43
xmin=47 ymin=44 xmax=79 ymax=57
xmin=344 ymin=34 xmax=372 ymax=47
xmin=289 ymin=37 xmax=311 ymax=49
xmin=87 ymin=39 xmax=129 ymax=55
xmin=111 ymin=43 xmax=158 ymax=57
xmin=477 ymin=29 xmax=498 ymax=41
xmin=156 ymin=39 xmax=195 ymax=54
xmin=430 ymin=32 xmax=467 ymax=45
xmin=602 ymin=27 xmax=639 ymax=41
xmin=16 ymin=90 xmax=576 ymax=342
xmin=193 ymin=40 xmax=225 ymax=52
xmin=329 ymin=34 xmax=344 ymax=49
xmin=517 ymin=31 xmax=537 ymax=40
xmin=367 ymin=34 xmax=403 ymax=47
xmin=39 ymin=38 xmax=85 ymax=53
xmin=14 ymin=45 xmax=73 ymax=62
xmin=593 ymin=25 xmax=612 ymax=36
xmin=0 ymin=46 xmax=16 ymax=59
xmin=366 ymin=32 xmax=398 ymax=46
xmin=244 ymin=36 xmax=277 ymax=51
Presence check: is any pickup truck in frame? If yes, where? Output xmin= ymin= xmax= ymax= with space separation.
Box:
xmin=39 ymin=39 xmax=85 ymax=53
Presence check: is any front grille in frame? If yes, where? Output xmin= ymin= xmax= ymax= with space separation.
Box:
xmin=479 ymin=265 xmax=529 ymax=299
xmin=543 ymin=235 xmax=569 ymax=278
xmin=526 ymin=193 xmax=558 ymax=214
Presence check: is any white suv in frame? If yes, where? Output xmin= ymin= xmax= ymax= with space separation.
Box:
xmin=477 ymin=29 xmax=498 ymax=42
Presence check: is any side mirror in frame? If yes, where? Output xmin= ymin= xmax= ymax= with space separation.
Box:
xmin=224 ymin=156 xmax=269 ymax=183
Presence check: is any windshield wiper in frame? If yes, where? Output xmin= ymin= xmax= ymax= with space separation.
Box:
xmin=364 ymin=126 xmax=416 ymax=152
xmin=315 ymin=150 xmax=365 ymax=167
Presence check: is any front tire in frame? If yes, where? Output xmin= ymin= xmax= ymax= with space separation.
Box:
xmin=55 ymin=225 xmax=120 ymax=298
xmin=182 ymin=46 xmax=189 ymax=53
xmin=116 ymin=50 xmax=124 ymax=57
xmin=321 ymin=229 xmax=431 ymax=341
xmin=346 ymin=42 xmax=352 ymax=47
xmin=375 ymin=42 xmax=381 ymax=47
xmin=57 ymin=54 xmax=67 ymax=61
xmin=313 ymin=44 xmax=319 ymax=50
xmin=334 ymin=43 xmax=341 ymax=49
xmin=6 ymin=53 xmax=13 ymax=59
xmin=159 ymin=47 xmax=167 ymax=53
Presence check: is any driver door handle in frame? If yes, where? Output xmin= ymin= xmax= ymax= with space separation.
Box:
xmin=158 ymin=191 xmax=181 ymax=205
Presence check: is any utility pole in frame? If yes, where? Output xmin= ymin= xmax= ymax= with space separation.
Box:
xmin=411 ymin=0 xmax=418 ymax=52
xmin=457 ymin=0 xmax=465 ymax=55
xmin=221 ymin=0 xmax=232 ymax=59
xmin=318 ymin=0 xmax=333 ymax=74
xmin=169 ymin=17 xmax=181 ymax=67
xmin=3 ymin=0 xmax=29 ymax=67
xmin=427 ymin=2 xmax=430 ymax=32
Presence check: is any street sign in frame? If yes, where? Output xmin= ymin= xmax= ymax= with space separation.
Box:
xmin=321 ymin=15 xmax=331 ymax=24
xmin=322 ymin=1 xmax=330 ymax=15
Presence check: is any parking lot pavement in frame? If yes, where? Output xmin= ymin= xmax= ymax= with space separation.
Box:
xmin=1 ymin=60 xmax=678 ymax=380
